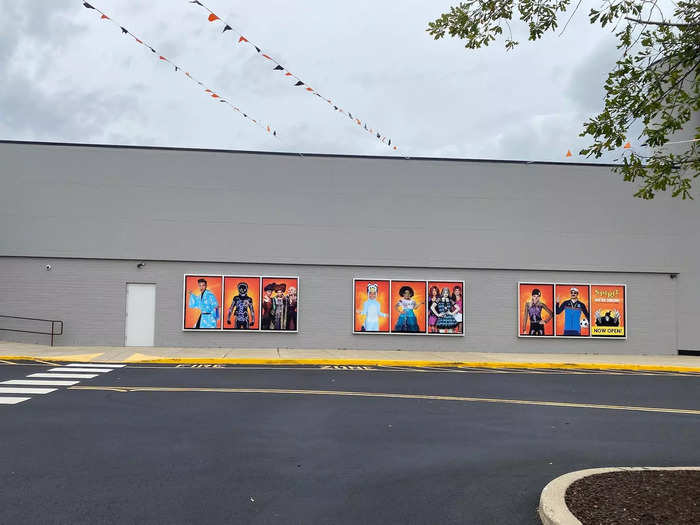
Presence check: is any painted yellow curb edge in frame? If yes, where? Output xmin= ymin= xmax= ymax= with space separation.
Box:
xmin=0 ymin=355 xmax=699 ymax=373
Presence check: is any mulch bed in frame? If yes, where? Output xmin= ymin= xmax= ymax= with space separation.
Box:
xmin=565 ymin=470 xmax=700 ymax=524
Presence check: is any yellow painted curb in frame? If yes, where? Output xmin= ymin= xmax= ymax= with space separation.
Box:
xmin=0 ymin=355 xmax=698 ymax=373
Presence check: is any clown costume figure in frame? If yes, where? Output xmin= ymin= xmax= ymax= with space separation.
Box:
xmin=394 ymin=285 xmax=423 ymax=333
xmin=356 ymin=283 xmax=388 ymax=331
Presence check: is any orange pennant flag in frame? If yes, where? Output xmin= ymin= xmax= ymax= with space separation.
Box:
xmin=159 ymin=56 xmax=166 ymax=61
xmin=393 ymin=146 xmax=397 ymax=150
xmin=624 ymin=142 xmax=631 ymax=148
xmin=566 ymin=150 xmax=573 ymax=157
xmin=211 ymin=94 xmax=220 ymax=98
xmin=101 ymin=14 xmax=109 ymax=19
xmin=267 ymin=126 xmax=271 ymax=132
xmin=285 ymin=72 xmax=292 ymax=76
xmin=356 ymin=119 xmax=361 ymax=125
xmin=262 ymin=54 xmax=272 ymax=60
xmin=185 ymin=72 xmax=191 ymax=77
xmin=306 ymin=87 xmax=313 ymax=92
xmin=135 ymin=38 xmax=143 ymax=44
xmin=205 ymin=89 xmax=212 ymax=93
xmin=208 ymin=13 xmax=220 ymax=22
xmin=238 ymin=36 xmax=248 ymax=43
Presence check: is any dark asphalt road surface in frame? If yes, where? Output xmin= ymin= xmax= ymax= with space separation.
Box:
xmin=0 ymin=363 xmax=698 ymax=524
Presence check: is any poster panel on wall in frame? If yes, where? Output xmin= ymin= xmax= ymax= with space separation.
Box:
xmin=353 ymin=279 xmax=390 ymax=333
xmin=223 ymin=276 xmax=260 ymax=331
xmin=390 ymin=280 xmax=427 ymax=334
xmin=183 ymin=275 xmax=223 ymax=330
xmin=518 ymin=283 xmax=555 ymax=337
xmin=260 ymin=277 xmax=299 ymax=332
xmin=554 ymin=284 xmax=591 ymax=337
xmin=590 ymin=284 xmax=626 ymax=338
xmin=427 ymin=281 xmax=465 ymax=335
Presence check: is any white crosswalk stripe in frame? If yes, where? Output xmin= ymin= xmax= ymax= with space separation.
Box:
xmin=0 ymin=387 xmax=57 ymax=394
xmin=29 ymin=373 xmax=99 ymax=379
xmin=2 ymin=379 xmax=80 ymax=386
xmin=0 ymin=397 xmax=31 ymax=404
xmin=0 ymin=362 xmax=123 ymax=406
xmin=49 ymin=367 xmax=114 ymax=373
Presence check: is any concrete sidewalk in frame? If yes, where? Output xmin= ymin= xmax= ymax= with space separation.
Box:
xmin=0 ymin=341 xmax=698 ymax=372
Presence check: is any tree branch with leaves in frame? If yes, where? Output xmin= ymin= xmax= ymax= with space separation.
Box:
xmin=428 ymin=0 xmax=700 ymax=199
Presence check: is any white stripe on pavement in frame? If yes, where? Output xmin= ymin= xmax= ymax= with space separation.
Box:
xmin=49 ymin=367 xmax=113 ymax=373
xmin=1 ymin=379 xmax=80 ymax=386
xmin=28 ymin=373 xmax=98 ymax=379
xmin=0 ymin=387 xmax=56 ymax=394
xmin=0 ymin=397 xmax=31 ymax=404
xmin=65 ymin=363 xmax=125 ymax=368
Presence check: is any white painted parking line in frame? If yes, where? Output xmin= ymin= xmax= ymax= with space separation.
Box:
xmin=0 ymin=397 xmax=31 ymax=404
xmin=65 ymin=363 xmax=125 ymax=368
xmin=1 ymin=379 xmax=80 ymax=386
xmin=28 ymin=373 xmax=98 ymax=379
xmin=49 ymin=367 xmax=113 ymax=373
xmin=0 ymin=387 xmax=57 ymax=395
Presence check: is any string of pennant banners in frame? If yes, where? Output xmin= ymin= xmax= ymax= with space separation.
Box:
xmin=188 ymin=0 xmax=397 ymax=150
xmin=82 ymin=1 xmax=278 ymax=137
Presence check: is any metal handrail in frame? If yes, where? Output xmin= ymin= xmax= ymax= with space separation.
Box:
xmin=0 ymin=315 xmax=64 ymax=346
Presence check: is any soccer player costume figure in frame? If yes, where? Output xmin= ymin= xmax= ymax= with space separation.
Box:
xmin=521 ymin=288 xmax=553 ymax=336
xmin=226 ymin=282 xmax=255 ymax=329
xmin=188 ymin=278 xmax=220 ymax=328
xmin=356 ymin=283 xmax=388 ymax=331
xmin=556 ymin=287 xmax=590 ymax=336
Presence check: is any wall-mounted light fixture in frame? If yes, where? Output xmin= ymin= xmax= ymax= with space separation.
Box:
xmin=137 ymin=262 xmax=146 ymax=269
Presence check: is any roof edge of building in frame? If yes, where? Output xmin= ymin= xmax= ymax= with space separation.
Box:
xmin=0 ymin=139 xmax=619 ymax=169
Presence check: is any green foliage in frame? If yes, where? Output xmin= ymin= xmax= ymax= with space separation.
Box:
xmin=427 ymin=0 xmax=700 ymax=199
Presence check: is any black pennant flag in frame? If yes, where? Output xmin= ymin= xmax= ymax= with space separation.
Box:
xmin=273 ymin=65 xmax=284 ymax=71
xmin=377 ymin=133 xmax=381 ymax=139
xmin=223 ymin=25 xmax=232 ymax=32
xmin=83 ymin=2 xmax=95 ymax=9
xmin=189 ymin=1 xmax=203 ymax=5
xmin=149 ymin=47 xmax=156 ymax=53
xmin=333 ymin=106 xmax=338 ymax=110
xmin=174 ymin=65 xmax=179 ymax=71
xmin=349 ymin=113 xmax=353 ymax=119
xmin=243 ymin=114 xmax=247 ymax=117
xmin=294 ymin=81 xmax=304 ymax=86
xmin=388 ymin=139 xmax=391 ymax=146
xmin=255 ymin=46 xmax=261 ymax=53
xmin=121 ymin=27 xmax=128 ymax=34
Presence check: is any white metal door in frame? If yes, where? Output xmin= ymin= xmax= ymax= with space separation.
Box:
xmin=125 ymin=283 xmax=156 ymax=346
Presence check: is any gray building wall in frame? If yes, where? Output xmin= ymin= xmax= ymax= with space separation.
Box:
xmin=0 ymin=141 xmax=698 ymax=352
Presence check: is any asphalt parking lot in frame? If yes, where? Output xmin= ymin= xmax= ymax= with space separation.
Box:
xmin=1 ymin=361 xmax=698 ymax=524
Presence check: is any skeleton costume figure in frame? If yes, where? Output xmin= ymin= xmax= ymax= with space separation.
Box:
xmin=226 ymin=282 xmax=255 ymax=329
xmin=270 ymin=283 xmax=289 ymax=330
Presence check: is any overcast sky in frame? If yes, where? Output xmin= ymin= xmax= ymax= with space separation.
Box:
xmin=0 ymin=0 xmax=624 ymax=161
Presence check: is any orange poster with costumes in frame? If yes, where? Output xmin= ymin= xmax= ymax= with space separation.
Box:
xmin=390 ymin=281 xmax=427 ymax=333
xmin=261 ymin=277 xmax=299 ymax=331
xmin=427 ymin=281 xmax=464 ymax=335
xmin=223 ymin=276 xmax=260 ymax=330
xmin=518 ymin=283 xmax=555 ymax=336
xmin=183 ymin=275 xmax=222 ymax=329
xmin=354 ymin=280 xmax=390 ymax=333
xmin=554 ymin=284 xmax=591 ymax=336
xmin=590 ymin=284 xmax=626 ymax=338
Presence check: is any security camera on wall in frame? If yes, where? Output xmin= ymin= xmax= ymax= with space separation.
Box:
xmin=45 ymin=264 xmax=52 ymax=271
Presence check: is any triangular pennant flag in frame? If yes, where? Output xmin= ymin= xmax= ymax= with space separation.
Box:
xmin=294 ymin=81 xmax=304 ymax=86
xmin=83 ymin=2 xmax=95 ymax=8
xmin=208 ymin=13 xmax=220 ymax=22
xmin=262 ymin=54 xmax=272 ymax=60
xmin=223 ymin=25 xmax=232 ymax=32
xmin=135 ymin=37 xmax=143 ymax=44
xmin=333 ymin=106 xmax=338 ymax=110
xmin=393 ymin=146 xmax=397 ymax=150
xmin=197 ymin=81 xmax=203 ymax=85
xmin=100 ymin=14 xmax=109 ymax=19
xmin=219 ymin=99 xmax=226 ymax=102
xmin=238 ymin=36 xmax=248 ymax=43
xmin=273 ymin=131 xmax=277 ymax=136
xmin=267 ymin=126 xmax=271 ymax=132
xmin=255 ymin=46 xmax=261 ymax=53
xmin=174 ymin=65 xmax=179 ymax=71
xmin=285 ymin=72 xmax=292 ymax=76
xmin=624 ymin=141 xmax=631 ymax=149
xmin=243 ymin=114 xmax=247 ymax=117
xmin=121 ymin=27 xmax=128 ymax=34
xmin=273 ymin=65 xmax=284 ymax=71
xmin=211 ymin=94 xmax=220 ymax=98
xmin=306 ymin=87 xmax=313 ymax=92
xmin=189 ymin=0 xmax=203 ymax=5
xmin=205 ymin=89 xmax=212 ymax=93
xmin=159 ymin=56 xmax=167 ymax=61
xmin=364 ymin=124 xmax=368 ymax=130
xmin=388 ymin=139 xmax=391 ymax=146
xmin=377 ymin=133 xmax=381 ymax=139
xmin=185 ymin=72 xmax=191 ymax=77
xmin=349 ymin=113 xmax=353 ymax=119
xmin=356 ymin=119 xmax=361 ymax=125
xmin=566 ymin=150 xmax=573 ymax=157
xmin=149 ymin=47 xmax=156 ymax=53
